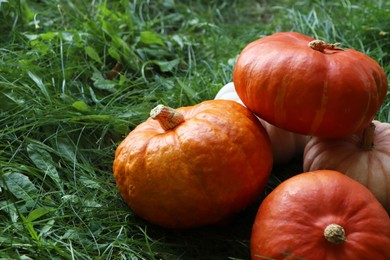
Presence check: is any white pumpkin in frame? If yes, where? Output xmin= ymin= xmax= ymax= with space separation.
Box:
xmin=304 ymin=120 xmax=390 ymax=212
xmin=215 ymin=82 xmax=310 ymax=164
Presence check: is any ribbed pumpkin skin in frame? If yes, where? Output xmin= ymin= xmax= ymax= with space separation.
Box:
xmin=113 ymin=100 xmax=273 ymax=229
xmin=233 ymin=32 xmax=388 ymax=138
xmin=251 ymin=170 xmax=390 ymax=260
xmin=304 ymin=120 xmax=390 ymax=212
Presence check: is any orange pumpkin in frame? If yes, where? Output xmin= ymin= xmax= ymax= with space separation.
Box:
xmin=233 ymin=32 xmax=388 ymax=138
xmin=113 ymin=100 xmax=273 ymax=228
xmin=304 ymin=120 xmax=390 ymax=212
xmin=251 ymin=170 xmax=390 ymax=259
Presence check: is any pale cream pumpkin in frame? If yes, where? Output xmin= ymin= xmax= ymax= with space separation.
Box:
xmin=304 ymin=120 xmax=390 ymax=212
xmin=215 ymin=82 xmax=310 ymax=164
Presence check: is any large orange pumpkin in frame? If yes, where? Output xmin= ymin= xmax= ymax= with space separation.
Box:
xmin=113 ymin=100 xmax=273 ymax=228
xmin=233 ymin=32 xmax=388 ymax=138
xmin=304 ymin=120 xmax=390 ymax=212
xmin=251 ymin=170 xmax=390 ymax=259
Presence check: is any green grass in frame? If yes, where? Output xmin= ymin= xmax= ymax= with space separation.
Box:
xmin=1 ymin=0 xmax=389 ymax=259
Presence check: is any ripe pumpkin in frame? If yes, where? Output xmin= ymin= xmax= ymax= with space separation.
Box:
xmin=233 ymin=31 xmax=388 ymax=138
xmin=304 ymin=120 xmax=390 ymax=212
xmin=215 ymin=82 xmax=310 ymax=164
xmin=251 ymin=170 xmax=390 ymax=259
xmin=113 ymin=100 xmax=273 ymax=229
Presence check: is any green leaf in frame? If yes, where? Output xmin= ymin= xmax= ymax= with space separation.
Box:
xmin=27 ymin=144 xmax=63 ymax=191
xmin=27 ymin=71 xmax=50 ymax=100
xmin=172 ymin=34 xmax=184 ymax=48
xmin=72 ymin=100 xmax=90 ymax=112
xmin=85 ymin=46 xmax=103 ymax=64
xmin=140 ymin=31 xmax=165 ymax=46
xmin=79 ymin=176 xmax=101 ymax=189
xmin=154 ymin=59 xmax=180 ymax=72
xmin=21 ymin=215 xmax=40 ymax=245
xmin=27 ymin=207 xmax=53 ymax=222
xmin=39 ymin=219 xmax=55 ymax=238
xmin=108 ymin=47 xmax=121 ymax=61
xmin=39 ymin=31 xmax=57 ymax=40
xmin=56 ymin=139 xmax=76 ymax=162
xmin=0 ymin=201 xmax=19 ymax=222
xmin=2 ymin=172 xmax=38 ymax=208
xmin=91 ymin=70 xmax=116 ymax=91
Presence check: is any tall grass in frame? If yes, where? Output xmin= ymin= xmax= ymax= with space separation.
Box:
xmin=1 ymin=0 xmax=389 ymax=259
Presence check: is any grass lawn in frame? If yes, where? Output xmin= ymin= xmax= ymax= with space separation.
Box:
xmin=1 ymin=0 xmax=389 ymax=259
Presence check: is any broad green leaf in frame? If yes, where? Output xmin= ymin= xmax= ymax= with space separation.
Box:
xmin=39 ymin=31 xmax=57 ymax=40
xmin=27 ymin=144 xmax=62 ymax=191
xmin=21 ymin=215 xmax=40 ymax=245
xmin=27 ymin=207 xmax=53 ymax=222
xmin=27 ymin=71 xmax=50 ymax=100
xmin=23 ymin=33 xmax=39 ymax=41
xmin=0 ymin=201 xmax=19 ymax=222
xmin=172 ymin=34 xmax=184 ymax=48
xmin=163 ymin=0 xmax=175 ymax=8
xmin=61 ymin=229 xmax=79 ymax=240
xmin=154 ymin=59 xmax=180 ymax=72
xmin=85 ymin=46 xmax=103 ymax=64
xmin=39 ymin=219 xmax=55 ymax=237
xmin=60 ymin=31 xmax=76 ymax=42
xmin=91 ymin=70 xmax=116 ymax=91
xmin=101 ymin=19 xmax=116 ymax=36
xmin=140 ymin=31 xmax=165 ymax=46
xmin=56 ymin=139 xmax=76 ymax=162
xmin=83 ymin=199 xmax=102 ymax=211
xmin=79 ymin=176 xmax=101 ymax=189
xmin=72 ymin=100 xmax=90 ymax=112
xmin=61 ymin=194 xmax=79 ymax=204
xmin=2 ymin=172 xmax=38 ymax=208
xmin=108 ymin=47 xmax=121 ymax=61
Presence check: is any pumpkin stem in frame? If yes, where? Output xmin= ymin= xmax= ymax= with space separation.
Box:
xmin=359 ymin=122 xmax=376 ymax=151
xmin=150 ymin=104 xmax=185 ymax=131
xmin=324 ymin=224 xmax=346 ymax=244
xmin=308 ymin=40 xmax=344 ymax=52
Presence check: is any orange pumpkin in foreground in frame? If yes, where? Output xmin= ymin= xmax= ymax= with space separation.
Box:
xmin=233 ymin=32 xmax=388 ymax=138
xmin=113 ymin=100 xmax=273 ymax=228
xmin=251 ymin=170 xmax=390 ymax=260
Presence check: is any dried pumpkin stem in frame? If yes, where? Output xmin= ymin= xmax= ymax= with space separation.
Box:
xmin=359 ymin=122 xmax=376 ymax=151
xmin=308 ymin=40 xmax=344 ymax=52
xmin=150 ymin=104 xmax=185 ymax=131
xmin=324 ymin=224 xmax=346 ymax=244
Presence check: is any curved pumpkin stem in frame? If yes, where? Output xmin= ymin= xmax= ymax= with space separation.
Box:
xmin=324 ymin=224 xmax=346 ymax=244
xmin=150 ymin=104 xmax=185 ymax=131
xmin=359 ymin=122 xmax=376 ymax=151
xmin=308 ymin=40 xmax=344 ymax=52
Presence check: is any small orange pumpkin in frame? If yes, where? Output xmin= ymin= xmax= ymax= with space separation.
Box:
xmin=251 ymin=170 xmax=390 ymax=259
xmin=113 ymin=100 xmax=273 ymax=228
xmin=233 ymin=32 xmax=388 ymax=137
